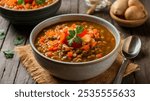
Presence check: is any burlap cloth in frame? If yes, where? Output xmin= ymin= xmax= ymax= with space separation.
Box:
xmin=14 ymin=45 xmax=139 ymax=84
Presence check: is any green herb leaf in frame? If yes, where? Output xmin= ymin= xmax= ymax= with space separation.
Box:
xmin=18 ymin=0 xmax=24 ymax=4
xmin=0 ymin=29 xmax=5 ymax=40
xmin=68 ymin=30 xmax=75 ymax=38
xmin=3 ymin=50 xmax=14 ymax=59
xmin=13 ymin=36 xmax=25 ymax=46
xmin=74 ymin=36 xmax=82 ymax=43
xmin=68 ymin=39 xmax=74 ymax=46
xmin=36 ymin=0 xmax=46 ymax=4
xmin=76 ymin=25 xmax=84 ymax=34
xmin=67 ymin=25 xmax=84 ymax=46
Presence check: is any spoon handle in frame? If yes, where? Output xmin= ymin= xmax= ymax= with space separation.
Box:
xmin=113 ymin=59 xmax=129 ymax=84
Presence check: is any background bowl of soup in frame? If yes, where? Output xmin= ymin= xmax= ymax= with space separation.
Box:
xmin=0 ymin=0 xmax=61 ymax=25
xmin=30 ymin=14 xmax=121 ymax=81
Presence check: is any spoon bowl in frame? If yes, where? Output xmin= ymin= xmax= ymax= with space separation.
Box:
xmin=122 ymin=36 xmax=142 ymax=59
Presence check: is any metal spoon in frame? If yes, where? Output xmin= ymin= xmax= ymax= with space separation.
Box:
xmin=113 ymin=36 xmax=141 ymax=84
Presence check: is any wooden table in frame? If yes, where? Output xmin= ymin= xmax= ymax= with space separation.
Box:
xmin=0 ymin=0 xmax=150 ymax=84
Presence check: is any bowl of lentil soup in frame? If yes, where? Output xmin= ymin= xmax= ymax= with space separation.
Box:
xmin=30 ymin=14 xmax=121 ymax=81
xmin=0 ymin=0 xmax=61 ymax=25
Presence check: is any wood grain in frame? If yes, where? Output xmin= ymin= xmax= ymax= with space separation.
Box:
xmin=0 ymin=17 xmax=10 ymax=49
xmin=0 ymin=25 xmax=26 ymax=83
xmin=133 ymin=0 xmax=150 ymax=83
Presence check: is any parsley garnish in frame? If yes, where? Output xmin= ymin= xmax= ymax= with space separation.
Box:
xmin=3 ymin=50 xmax=14 ymax=59
xmin=13 ymin=36 xmax=25 ymax=46
xmin=0 ymin=29 xmax=5 ymax=40
xmin=17 ymin=0 xmax=24 ymax=4
xmin=36 ymin=0 xmax=46 ymax=4
xmin=76 ymin=25 xmax=84 ymax=34
xmin=67 ymin=25 xmax=83 ymax=46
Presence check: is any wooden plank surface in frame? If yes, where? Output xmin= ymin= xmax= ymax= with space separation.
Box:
xmin=14 ymin=39 xmax=35 ymax=84
xmin=0 ymin=25 xmax=26 ymax=83
xmin=0 ymin=0 xmax=150 ymax=84
xmin=0 ymin=17 xmax=10 ymax=49
xmin=132 ymin=0 xmax=150 ymax=83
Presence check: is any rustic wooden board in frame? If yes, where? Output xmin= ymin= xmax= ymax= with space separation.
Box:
xmin=14 ymin=38 xmax=36 ymax=84
xmin=0 ymin=25 xmax=26 ymax=83
xmin=132 ymin=0 xmax=150 ymax=83
xmin=79 ymin=0 xmax=87 ymax=14
xmin=0 ymin=17 xmax=10 ymax=49
xmin=57 ymin=0 xmax=71 ymax=14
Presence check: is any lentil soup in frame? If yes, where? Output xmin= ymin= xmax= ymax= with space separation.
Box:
xmin=0 ymin=0 xmax=55 ymax=10
xmin=35 ymin=21 xmax=116 ymax=62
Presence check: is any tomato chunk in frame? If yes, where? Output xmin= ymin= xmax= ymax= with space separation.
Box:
xmin=24 ymin=0 xmax=33 ymax=4
xmin=78 ymin=29 xmax=87 ymax=37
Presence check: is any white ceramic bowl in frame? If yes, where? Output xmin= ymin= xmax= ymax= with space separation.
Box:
xmin=0 ymin=0 xmax=61 ymax=25
xmin=30 ymin=14 xmax=120 ymax=81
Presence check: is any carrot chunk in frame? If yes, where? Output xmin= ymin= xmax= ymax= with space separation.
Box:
xmin=82 ymin=45 xmax=90 ymax=51
xmin=7 ymin=0 xmax=17 ymax=6
xmin=96 ymin=53 xmax=103 ymax=58
xmin=48 ymin=47 xmax=53 ymax=51
xmin=93 ymin=29 xmax=98 ymax=34
xmin=60 ymin=32 xmax=66 ymax=43
xmin=67 ymin=51 xmax=73 ymax=58
xmin=48 ymin=46 xmax=58 ymax=51
xmin=63 ymin=27 xmax=68 ymax=34
xmin=39 ymin=37 xmax=45 ymax=44
xmin=46 ymin=52 xmax=53 ymax=57
xmin=91 ymin=41 xmax=97 ymax=47
xmin=71 ymin=24 xmax=76 ymax=29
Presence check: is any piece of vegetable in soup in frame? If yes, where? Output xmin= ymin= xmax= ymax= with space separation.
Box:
xmin=35 ymin=21 xmax=116 ymax=62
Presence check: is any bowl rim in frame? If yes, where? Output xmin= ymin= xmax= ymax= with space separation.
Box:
xmin=0 ymin=0 xmax=60 ymax=12
xmin=110 ymin=8 xmax=149 ymax=23
xmin=30 ymin=14 xmax=121 ymax=65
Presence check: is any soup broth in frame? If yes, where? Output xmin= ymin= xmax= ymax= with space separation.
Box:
xmin=35 ymin=21 xmax=116 ymax=62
